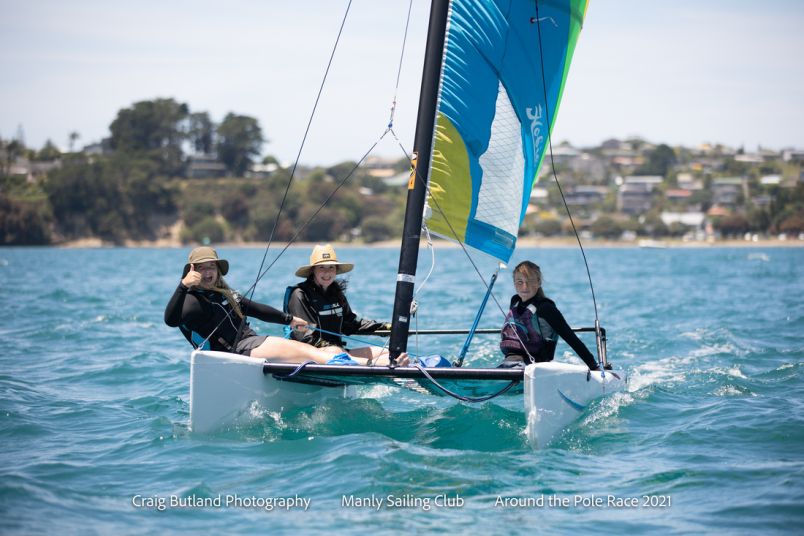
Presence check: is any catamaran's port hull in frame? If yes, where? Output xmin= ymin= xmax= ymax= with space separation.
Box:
xmin=524 ymin=363 xmax=628 ymax=448
xmin=189 ymin=350 xmax=355 ymax=434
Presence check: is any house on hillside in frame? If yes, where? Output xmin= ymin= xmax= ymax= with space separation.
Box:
xmin=665 ymin=189 xmax=692 ymax=201
xmin=660 ymin=211 xmax=705 ymax=229
xmin=617 ymin=183 xmax=652 ymax=214
xmin=676 ymin=173 xmax=704 ymax=191
xmin=186 ymin=154 xmax=227 ymax=179
xmin=246 ymin=163 xmax=278 ymax=179
xmin=564 ymin=185 xmax=609 ymax=206
xmin=83 ymin=138 xmax=114 ymax=156
xmin=362 ymin=156 xmax=400 ymax=178
xmin=711 ymin=177 xmax=743 ymax=206
xmin=782 ymin=148 xmax=804 ymax=162
xmin=568 ymin=153 xmax=607 ymax=182
xmin=616 ymin=176 xmax=663 ymax=214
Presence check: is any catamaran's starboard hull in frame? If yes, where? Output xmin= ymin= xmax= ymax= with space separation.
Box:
xmin=524 ymin=363 xmax=628 ymax=449
xmin=189 ymin=350 xmax=355 ymax=434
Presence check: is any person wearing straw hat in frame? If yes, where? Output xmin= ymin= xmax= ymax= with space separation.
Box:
xmin=165 ymin=246 xmax=407 ymax=366
xmin=286 ymin=244 xmax=391 ymax=361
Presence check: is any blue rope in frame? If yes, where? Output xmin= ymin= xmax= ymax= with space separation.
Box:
xmin=272 ymin=360 xmax=317 ymax=379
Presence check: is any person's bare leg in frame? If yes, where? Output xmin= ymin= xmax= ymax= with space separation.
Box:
xmin=347 ymin=347 xmax=380 ymax=360
xmin=251 ymin=338 xmax=408 ymax=365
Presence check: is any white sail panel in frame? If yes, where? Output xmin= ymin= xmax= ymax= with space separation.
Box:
xmin=475 ymin=81 xmax=525 ymax=239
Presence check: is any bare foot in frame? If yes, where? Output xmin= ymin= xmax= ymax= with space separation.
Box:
xmin=375 ymin=353 xmax=410 ymax=367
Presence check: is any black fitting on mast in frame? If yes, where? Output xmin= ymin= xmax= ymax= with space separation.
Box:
xmin=388 ymin=0 xmax=451 ymax=366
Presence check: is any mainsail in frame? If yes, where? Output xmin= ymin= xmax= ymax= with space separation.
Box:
xmin=423 ymin=0 xmax=588 ymax=263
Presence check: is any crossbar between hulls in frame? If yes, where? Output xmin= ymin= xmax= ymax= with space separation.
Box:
xmin=367 ymin=327 xmax=606 ymax=336
xmin=262 ymin=362 xmax=523 ymax=381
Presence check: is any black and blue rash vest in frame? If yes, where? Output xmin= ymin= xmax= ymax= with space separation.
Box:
xmin=284 ymin=280 xmax=386 ymax=348
xmin=164 ymin=282 xmax=292 ymax=352
xmin=503 ymin=294 xmax=600 ymax=370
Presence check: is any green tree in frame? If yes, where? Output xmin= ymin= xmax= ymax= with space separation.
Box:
xmin=0 ymin=194 xmax=50 ymax=244
xmin=44 ymin=154 xmax=174 ymax=241
xmin=298 ymin=206 xmax=349 ymax=242
xmin=747 ymin=206 xmax=770 ymax=232
xmin=634 ymin=144 xmax=675 ymax=177
xmin=109 ymin=98 xmax=189 ymax=174
xmin=361 ymin=215 xmax=392 ymax=243
xmin=181 ymin=216 xmax=225 ymax=244
xmin=2 ymin=139 xmax=25 ymax=176
xmin=68 ymin=131 xmax=80 ymax=152
xmin=216 ymin=113 xmax=264 ymax=176
xmin=186 ymin=112 xmax=215 ymax=154
xmin=36 ymin=139 xmax=61 ymax=161
xmin=779 ymin=215 xmax=804 ymax=235
xmin=590 ymin=216 xmax=623 ymax=238
xmin=220 ymin=191 xmax=251 ymax=227
xmin=533 ymin=219 xmax=562 ymax=236
xmin=718 ymin=214 xmax=749 ymax=237
xmin=183 ymin=199 xmax=215 ymax=228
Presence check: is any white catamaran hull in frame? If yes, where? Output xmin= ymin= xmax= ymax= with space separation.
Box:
xmin=189 ymin=350 xmax=355 ymax=434
xmin=191 ymin=351 xmax=627 ymax=447
xmin=524 ymin=362 xmax=628 ymax=448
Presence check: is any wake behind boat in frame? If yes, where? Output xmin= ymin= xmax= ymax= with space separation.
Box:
xmin=189 ymin=0 xmax=629 ymax=448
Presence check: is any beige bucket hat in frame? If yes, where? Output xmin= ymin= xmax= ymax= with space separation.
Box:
xmin=295 ymin=244 xmax=354 ymax=278
xmin=182 ymin=246 xmax=230 ymax=278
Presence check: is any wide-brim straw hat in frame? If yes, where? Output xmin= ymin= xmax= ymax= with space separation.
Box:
xmin=295 ymin=244 xmax=354 ymax=278
xmin=182 ymin=246 xmax=229 ymax=278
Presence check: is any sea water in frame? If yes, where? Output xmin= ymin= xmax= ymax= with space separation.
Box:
xmin=1 ymin=245 xmax=802 ymax=534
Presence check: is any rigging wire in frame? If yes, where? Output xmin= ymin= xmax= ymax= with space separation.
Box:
xmin=232 ymin=0 xmax=356 ymax=350
xmin=388 ymin=0 xmax=415 ymax=130
xmin=533 ymin=3 xmax=600 ymax=325
xmin=194 ymin=0 xmax=357 ymax=352
xmin=194 ymin=0 xmax=417 ymax=352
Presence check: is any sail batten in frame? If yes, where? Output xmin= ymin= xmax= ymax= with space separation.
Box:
xmin=423 ymin=0 xmax=586 ymax=263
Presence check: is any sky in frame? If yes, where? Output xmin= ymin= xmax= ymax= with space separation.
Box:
xmin=1 ymin=0 xmax=803 ymax=167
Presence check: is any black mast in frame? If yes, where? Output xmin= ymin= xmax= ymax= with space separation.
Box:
xmin=388 ymin=0 xmax=451 ymax=364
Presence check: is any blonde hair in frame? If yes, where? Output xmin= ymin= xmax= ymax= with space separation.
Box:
xmin=513 ymin=261 xmax=546 ymax=299
xmin=191 ymin=267 xmax=244 ymax=320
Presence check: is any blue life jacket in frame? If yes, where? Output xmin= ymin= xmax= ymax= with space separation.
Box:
xmin=282 ymin=284 xmax=299 ymax=339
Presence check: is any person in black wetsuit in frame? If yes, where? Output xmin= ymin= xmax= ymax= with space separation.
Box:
xmin=287 ymin=244 xmax=391 ymax=361
xmin=498 ymin=261 xmax=599 ymax=370
xmin=165 ymin=246 xmax=408 ymax=366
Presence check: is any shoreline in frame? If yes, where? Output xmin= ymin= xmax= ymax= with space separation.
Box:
xmin=54 ymin=236 xmax=804 ymax=249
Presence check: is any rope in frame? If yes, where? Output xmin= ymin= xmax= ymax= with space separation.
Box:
xmin=272 ymin=360 xmax=317 ymax=379
xmin=413 ymin=365 xmax=520 ymax=402
xmin=268 ymin=360 xmax=520 ymax=403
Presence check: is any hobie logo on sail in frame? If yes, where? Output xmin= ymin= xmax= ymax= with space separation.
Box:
xmin=526 ymin=105 xmax=545 ymax=162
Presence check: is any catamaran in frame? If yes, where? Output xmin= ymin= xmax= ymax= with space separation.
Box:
xmin=189 ymin=0 xmax=627 ymax=448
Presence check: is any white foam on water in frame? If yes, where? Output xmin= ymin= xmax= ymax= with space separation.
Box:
xmin=583 ymin=391 xmax=634 ymax=425
xmin=748 ymin=253 xmax=770 ymax=261
xmin=712 ymin=385 xmax=757 ymax=397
